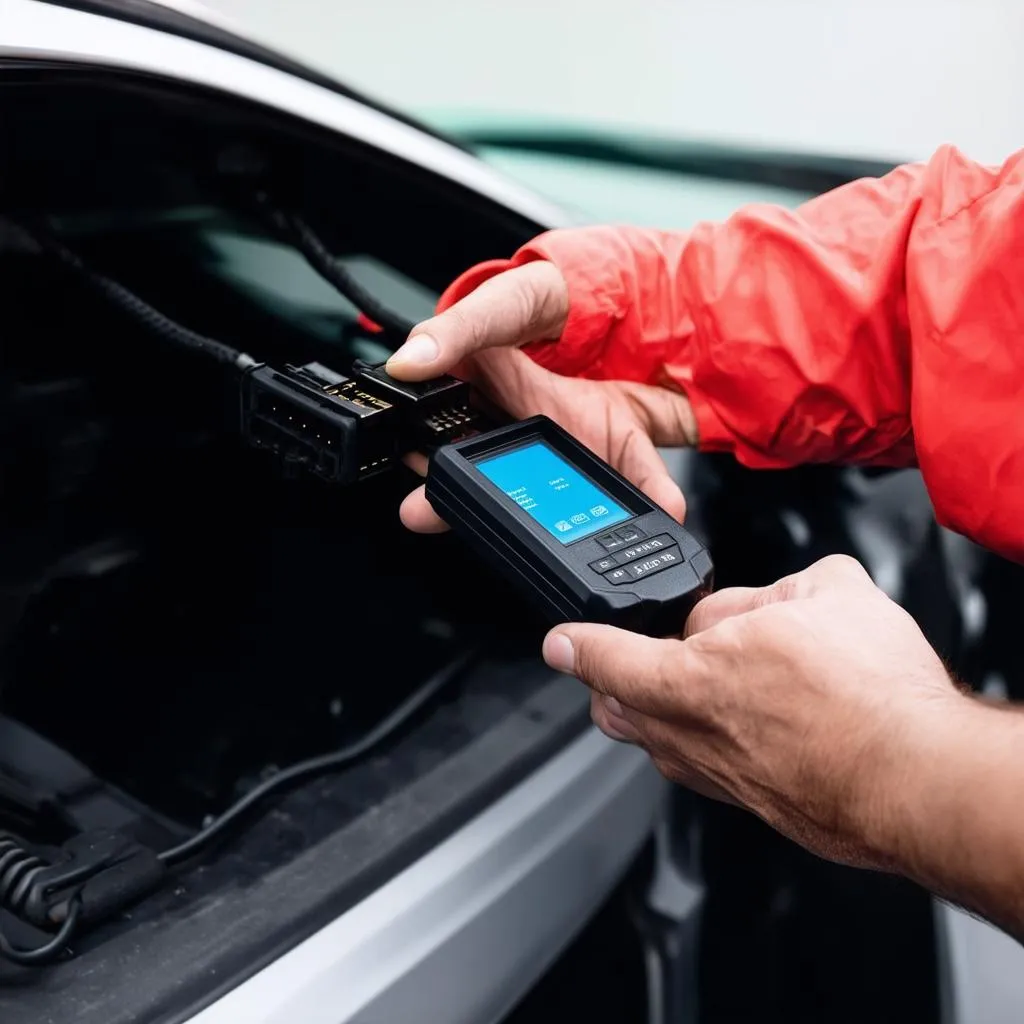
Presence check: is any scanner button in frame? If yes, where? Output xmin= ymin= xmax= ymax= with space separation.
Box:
xmin=604 ymin=566 xmax=632 ymax=586
xmin=624 ymin=546 xmax=683 ymax=580
xmin=596 ymin=532 xmax=625 ymax=552
xmin=589 ymin=555 xmax=619 ymax=573
xmin=617 ymin=534 xmax=672 ymax=564
xmin=616 ymin=525 xmax=645 ymax=543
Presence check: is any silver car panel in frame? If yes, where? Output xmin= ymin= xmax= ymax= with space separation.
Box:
xmin=185 ymin=730 xmax=665 ymax=1024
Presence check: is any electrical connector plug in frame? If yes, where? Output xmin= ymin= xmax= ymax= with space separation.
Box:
xmin=240 ymin=361 xmax=400 ymax=483
xmin=351 ymin=361 xmax=489 ymax=452
xmin=240 ymin=360 xmax=497 ymax=485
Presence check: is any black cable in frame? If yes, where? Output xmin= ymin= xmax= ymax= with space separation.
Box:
xmin=158 ymin=649 xmax=475 ymax=868
xmin=253 ymin=195 xmax=416 ymax=342
xmin=12 ymin=220 xmax=257 ymax=371
xmin=0 ymin=897 xmax=81 ymax=967
xmin=0 ymin=832 xmax=84 ymax=966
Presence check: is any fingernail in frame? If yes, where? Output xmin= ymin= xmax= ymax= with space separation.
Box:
xmin=388 ymin=334 xmax=438 ymax=369
xmin=543 ymin=633 xmax=575 ymax=674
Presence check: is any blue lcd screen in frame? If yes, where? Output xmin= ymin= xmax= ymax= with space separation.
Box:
xmin=476 ymin=441 xmax=631 ymax=544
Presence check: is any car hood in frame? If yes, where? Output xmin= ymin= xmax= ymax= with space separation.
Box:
xmin=32 ymin=0 xmax=466 ymax=149
xmin=46 ymin=0 xmax=250 ymax=37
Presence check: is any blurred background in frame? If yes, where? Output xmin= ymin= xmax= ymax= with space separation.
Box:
xmin=202 ymin=0 xmax=1024 ymax=226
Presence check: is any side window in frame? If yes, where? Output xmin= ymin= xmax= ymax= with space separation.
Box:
xmin=2 ymin=69 xmax=544 ymax=368
xmin=193 ymin=227 xmax=441 ymax=365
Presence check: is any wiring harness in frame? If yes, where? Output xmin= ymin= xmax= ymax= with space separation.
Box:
xmin=0 ymin=652 xmax=473 ymax=966
xmin=0 ymin=208 xmax=483 ymax=966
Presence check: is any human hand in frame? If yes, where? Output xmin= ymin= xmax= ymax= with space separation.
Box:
xmin=384 ymin=260 xmax=697 ymax=533
xmin=541 ymin=555 xmax=967 ymax=870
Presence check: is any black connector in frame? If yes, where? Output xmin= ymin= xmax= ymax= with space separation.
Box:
xmin=351 ymin=360 xmax=485 ymax=451
xmin=241 ymin=360 xmax=490 ymax=485
xmin=240 ymin=361 xmax=399 ymax=484
xmin=0 ymin=830 xmax=166 ymax=965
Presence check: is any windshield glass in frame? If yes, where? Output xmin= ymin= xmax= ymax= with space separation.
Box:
xmin=466 ymin=144 xmax=813 ymax=228
xmin=411 ymin=113 xmax=818 ymax=227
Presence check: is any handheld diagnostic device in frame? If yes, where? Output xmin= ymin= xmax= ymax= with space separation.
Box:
xmin=427 ymin=416 xmax=714 ymax=637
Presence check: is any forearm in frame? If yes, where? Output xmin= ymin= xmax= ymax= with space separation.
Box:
xmin=433 ymin=145 xmax=1024 ymax=561
xmin=876 ymin=697 xmax=1024 ymax=938
xmin=521 ymin=149 xmax=1024 ymax=560
xmin=515 ymin=175 xmax=929 ymax=469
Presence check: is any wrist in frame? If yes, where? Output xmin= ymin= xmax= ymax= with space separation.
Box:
xmin=867 ymin=693 xmax=1024 ymax=928
xmin=851 ymin=688 xmax=974 ymax=872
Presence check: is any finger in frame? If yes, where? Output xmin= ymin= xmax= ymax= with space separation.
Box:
xmin=804 ymin=553 xmax=874 ymax=590
xmin=543 ymin=623 xmax=685 ymax=718
xmin=614 ymin=427 xmax=687 ymax=522
xmin=590 ymin=691 xmax=641 ymax=744
xmin=684 ymin=586 xmax=769 ymax=637
xmin=759 ymin=554 xmax=875 ymax=604
xmin=590 ymin=687 xmax=742 ymax=805
xmin=657 ymin=762 xmax=741 ymax=806
xmin=385 ymin=262 xmax=569 ymax=381
xmin=402 ymin=452 xmax=429 ymax=477
xmin=399 ymin=485 xmax=449 ymax=534
xmin=683 ymin=556 xmax=875 ymax=637
xmin=618 ymin=381 xmax=700 ymax=448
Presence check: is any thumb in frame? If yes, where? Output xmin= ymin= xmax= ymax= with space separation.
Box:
xmin=386 ymin=261 xmax=569 ymax=380
xmin=543 ymin=623 xmax=681 ymax=717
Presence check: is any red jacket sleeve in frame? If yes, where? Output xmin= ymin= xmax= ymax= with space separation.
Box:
xmin=437 ymin=145 xmax=1024 ymax=563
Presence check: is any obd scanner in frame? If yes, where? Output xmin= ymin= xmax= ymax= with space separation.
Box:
xmin=427 ymin=416 xmax=714 ymax=637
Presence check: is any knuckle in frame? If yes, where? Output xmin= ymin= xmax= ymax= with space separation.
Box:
xmin=771 ymin=554 xmax=868 ymax=601
xmin=768 ymin=564 xmax=825 ymax=602
xmin=686 ymin=590 xmax=733 ymax=634
xmin=522 ymin=260 xmax=568 ymax=334
xmin=817 ymin=553 xmax=869 ymax=581
xmin=438 ymin=303 xmax=480 ymax=353
xmin=699 ymin=613 xmax=746 ymax=651
xmin=767 ymin=573 xmax=802 ymax=602
xmin=512 ymin=276 xmax=544 ymax=336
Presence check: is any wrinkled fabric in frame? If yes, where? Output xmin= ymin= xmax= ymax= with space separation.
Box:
xmin=437 ymin=145 xmax=1024 ymax=563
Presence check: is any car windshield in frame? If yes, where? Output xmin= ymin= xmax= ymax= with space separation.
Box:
xmin=423 ymin=114 xmax=818 ymax=227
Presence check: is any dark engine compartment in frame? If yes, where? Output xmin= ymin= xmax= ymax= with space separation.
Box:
xmin=0 ymin=67 xmax=597 ymax=1020
xmin=0 ymin=67 xmax=557 ymax=839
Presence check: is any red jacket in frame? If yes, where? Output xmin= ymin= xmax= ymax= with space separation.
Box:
xmin=439 ymin=145 xmax=1024 ymax=564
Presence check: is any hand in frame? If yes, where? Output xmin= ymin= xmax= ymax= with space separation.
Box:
xmin=541 ymin=555 xmax=967 ymax=870
xmin=384 ymin=261 xmax=697 ymax=532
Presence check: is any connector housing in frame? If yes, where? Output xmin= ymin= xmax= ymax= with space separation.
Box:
xmin=241 ymin=361 xmax=490 ymax=485
xmin=240 ymin=363 xmax=397 ymax=483
xmin=352 ymin=361 xmax=482 ymax=451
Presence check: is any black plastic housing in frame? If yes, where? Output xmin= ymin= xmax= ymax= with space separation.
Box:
xmin=240 ymin=362 xmax=397 ymax=483
xmin=426 ymin=416 xmax=714 ymax=637
xmin=352 ymin=361 xmax=484 ymax=451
